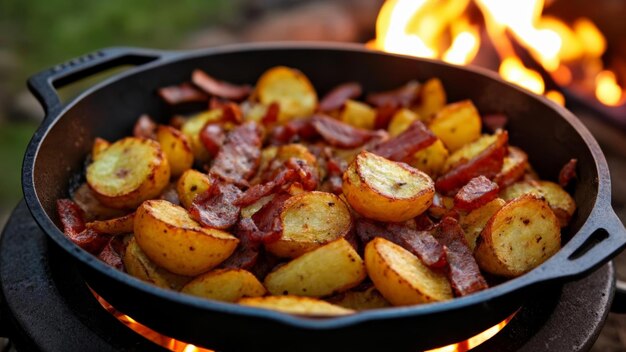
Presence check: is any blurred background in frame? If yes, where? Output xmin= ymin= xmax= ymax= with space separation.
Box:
xmin=0 ymin=0 xmax=625 ymax=350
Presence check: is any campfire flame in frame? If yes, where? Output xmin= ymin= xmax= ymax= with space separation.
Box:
xmin=372 ymin=0 xmax=624 ymax=107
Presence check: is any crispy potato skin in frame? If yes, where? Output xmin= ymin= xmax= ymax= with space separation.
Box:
xmin=365 ymin=237 xmax=452 ymax=306
xmin=327 ymin=286 xmax=391 ymax=310
xmin=340 ymin=100 xmax=377 ymax=130
xmin=123 ymin=237 xmax=191 ymax=290
xmin=342 ymin=151 xmax=435 ymax=222
xmin=414 ymin=78 xmax=446 ymax=123
xmin=86 ymin=213 xmax=135 ymax=235
xmin=156 ymin=125 xmax=194 ymax=177
xmin=429 ymin=100 xmax=481 ymax=152
xmin=256 ymin=66 xmax=318 ymax=122
xmin=265 ymin=192 xmax=352 ymax=258
xmin=87 ymin=137 xmax=171 ymax=209
xmin=181 ymin=269 xmax=266 ymax=302
xmin=475 ymin=194 xmax=561 ymax=277
xmin=459 ymin=198 xmax=506 ymax=252
xmin=238 ymin=295 xmax=354 ymax=316
xmin=176 ymin=169 xmax=212 ymax=209
xmin=92 ymin=137 xmax=110 ymax=161
xmin=500 ymin=180 xmax=576 ymax=227
xmin=134 ymin=200 xmax=239 ymax=276
xmin=264 ymin=238 xmax=366 ymax=297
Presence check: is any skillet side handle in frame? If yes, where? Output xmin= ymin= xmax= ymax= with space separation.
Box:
xmin=27 ymin=47 xmax=167 ymax=116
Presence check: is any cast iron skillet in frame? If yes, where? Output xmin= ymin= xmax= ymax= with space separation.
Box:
xmin=22 ymin=43 xmax=626 ymax=351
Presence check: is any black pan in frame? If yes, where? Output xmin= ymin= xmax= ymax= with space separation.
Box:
xmin=22 ymin=43 xmax=626 ymax=351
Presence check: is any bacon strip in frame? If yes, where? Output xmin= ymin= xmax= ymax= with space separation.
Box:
xmin=318 ymin=82 xmax=362 ymax=112
xmin=158 ymin=83 xmax=208 ymax=105
xmin=310 ymin=115 xmax=374 ymax=148
xmin=436 ymin=131 xmax=508 ymax=195
xmin=493 ymin=146 xmax=528 ymax=187
xmin=250 ymin=193 xmax=292 ymax=244
xmin=200 ymin=123 xmax=226 ymax=156
xmin=374 ymin=104 xmax=399 ymax=130
xmin=192 ymin=69 xmax=252 ymax=101
xmin=366 ymin=81 xmax=420 ymax=108
xmin=133 ymin=114 xmax=157 ymax=140
xmin=454 ymin=176 xmax=499 ymax=212
xmin=436 ymin=217 xmax=488 ymax=296
xmin=370 ymin=120 xmax=437 ymax=161
xmin=97 ymin=237 xmax=125 ymax=270
xmin=189 ymin=183 xmax=242 ymax=229
xmin=221 ymin=102 xmax=244 ymax=124
xmin=261 ymin=102 xmax=280 ymax=125
xmin=268 ymin=119 xmax=318 ymax=145
xmin=220 ymin=218 xmax=261 ymax=270
xmin=386 ymin=223 xmax=447 ymax=269
xmin=210 ymin=122 xmax=263 ymax=186
xmin=235 ymin=168 xmax=298 ymax=206
xmin=559 ymin=158 xmax=577 ymax=188
xmin=57 ymin=199 xmax=110 ymax=254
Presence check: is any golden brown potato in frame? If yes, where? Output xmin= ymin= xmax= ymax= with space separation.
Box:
xmin=410 ymin=139 xmax=449 ymax=177
xmin=134 ymin=200 xmax=239 ymax=276
xmin=342 ymin=151 xmax=435 ymax=222
xmin=176 ymin=169 xmax=212 ymax=209
xmin=92 ymin=137 xmax=110 ymax=161
xmin=86 ymin=137 xmax=170 ymax=209
xmin=265 ymin=192 xmax=352 ymax=258
xmin=264 ymin=238 xmax=366 ymax=297
xmin=339 ymin=100 xmax=377 ymax=130
xmin=123 ymin=237 xmax=191 ymax=290
xmin=500 ymin=180 xmax=576 ymax=227
xmin=238 ymin=295 xmax=354 ymax=316
xmin=387 ymin=108 xmax=419 ymax=137
xmin=181 ymin=269 xmax=266 ymax=302
xmin=443 ymin=133 xmax=499 ymax=173
xmin=428 ymin=193 xmax=455 ymax=219
xmin=241 ymin=195 xmax=275 ymax=218
xmin=365 ymin=237 xmax=452 ymax=306
xmin=475 ymin=194 xmax=561 ymax=277
xmin=180 ymin=109 xmax=223 ymax=163
xmin=86 ymin=213 xmax=135 ymax=235
xmin=429 ymin=100 xmax=481 ymax=152
xmin=414 ymin=78 xmax=446 ymax=123
xmin=327 ymin=286 xmax=391 ymax=310
xmin=275 ymin=144 xmax=317 ymax=167
xmin=459 ymin=198 xmax=506 ymax=252
xmin=256 ymin=66 xmax=318 ymax=122
xmin=156 ymin=125 xmax=194 ymax=177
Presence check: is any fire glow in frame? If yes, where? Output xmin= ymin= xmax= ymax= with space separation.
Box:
xmin=371 ymin=0 xmax=624 ymax=107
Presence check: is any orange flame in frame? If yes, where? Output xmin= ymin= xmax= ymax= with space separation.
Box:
xmin=372 ymin=0 xmax=624 ymax=107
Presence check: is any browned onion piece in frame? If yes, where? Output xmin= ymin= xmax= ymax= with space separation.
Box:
xmin=559 ymin=158 xmax=577 ymax=188
xmin=192 ymin=69 xmax=252 ymax=101
xmin=370 ymin=120 xmax=437 ymax=161
xmin=210 ymin=122 xmax=263 ymax=186
xmin=133 ymin=114 xmax=157 ymax=140
xmin=158 ymin=83 xmax=208 ymax=105
xmin=453 ymin=176 xmax=499 ymax=212
xmin=366 ymin=80 xmax=420 ymax=108
xmin=318 ymin=82 xmax=362 ymax=112
xmin=189 ymin=182 xmax=242 ymax=229
xmin=436 ymin=217 xmax=488 ymax=296
xmin=310 ymin=114 xmax=374 ymax=148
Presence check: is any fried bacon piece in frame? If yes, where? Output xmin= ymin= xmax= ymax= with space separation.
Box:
xmin=158 ymin=83 xmax=208 ymax=105
xmin=320 ymin=148 xmax=348 ymax=194
xmin=559 ymin=158 xmax=577 ymax=188
xmin=370 ymin=120 xmax=437 ymax=161
xmin=251 ymin=193 xmax=292 ymax=243
xmin=310 ymin=115 xmax=374 ymax=148
xmin=436 ymin=217 xmax=488 ymax=296
xmin=454 ymin=176 xmax=499 ymax=212
xmin=192 ymin=69 xmax=252 ymax=101
xmin=97 ymin=237 xmax=125 ymax=271
xmin=210 ymin=122 xmax=263 ymax=186
xmin=493 ymin=146 xmax=528 ymax=187
xmin=56 ymin=199 xmax=109 ymax=253
xmin=482 ymin=113 xmax=508 ymax=133
xmin=261 ymin=102 xmax=280 ymax=125
xmin=268 ymin=119 xmax=317 ymax=145
xmin=436 ymin=131 xmax=508 ymax=195
xmin=220 ymin=218 xmax=261 ymax=270
xmin=221 ymin=102 xmax=244 ymax=124
xmin=374 ymin=104 xmax=399 ymax=130
xmin=189 ymin=182 xmax=242 ymax=229
xmin=318 ymin=82 xmax=362 ymax=112
xmin=285 ymin=158 xmax=318 ymax=191
xmin=133 ymin=114 xmax=157 ymax=140
xmin=200 ymin=122 xmax=226 ymax=156
xmin=366 ymin=80 xmax=420 ymax=108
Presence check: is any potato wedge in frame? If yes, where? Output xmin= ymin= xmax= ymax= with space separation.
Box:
xmin=410 ymin=139 xmax=449 ymax=177
xmin=134 ymin=200 xmax=239 ymax=276
xmin=86 ymin=137 xmax=170 ymax=209
xmin=388 ymin=108 xmax=419 ymax=137
xmin=256 ymin=66 xmax=318 ymax=122
xmin=339 ymin=100 xmax=377 ymax=130
xmin=443 ymin=133 xmax=499 ymax=173
xmin=123 ymin=237 xmax=191 ymax=290
xmin=275 ymin=144 xmax=317 ymax=167
xmin=156 ymin=125 xmax=194 ymax=177
xmin=327 ymin=286 xmax=391 ymax=310
xmin=342 ymin=151 xmax=435 ymax=222
xmin=176 ymin=169 xmax=212 ymax=209
xmin=500 ymin=180 xmax=576 ymax=227
xmin=86 ymin=213 xmax=135 ymax=235
xmin=264 ymin=238 xmax=366 ymax=297
xmin=92 ymin=137 xmax=110 ymax=161
xmin=266 ymin=192 xmax=352 ymax=258
xmin=241 ymin=194 xmax=274 ymax=218
xmin=459 ymin=198 xmax=506 ymax=252
xmin=414 ymin=78 xmax=446 ymax=123
xmin=238 ymin=295 xmax=354 ymax=316
xmin=475 ymin=194 xmax=561 ymax=277
xmin=429 ymin=100 xmax=481 ymax=152
xmin=365 ymin=237 xmax=452 ymax=306
xmin=181 ymin=268 xmax=266 ymax=302
xmin=181 ymin=109 xmax=223 ymax=163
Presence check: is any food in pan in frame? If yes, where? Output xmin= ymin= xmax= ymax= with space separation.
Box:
xmin=56 ymin=66 xmax=577 ymax=316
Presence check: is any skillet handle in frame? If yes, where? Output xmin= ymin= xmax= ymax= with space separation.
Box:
xmin=27 ymin=47 xmax=168 ymax=115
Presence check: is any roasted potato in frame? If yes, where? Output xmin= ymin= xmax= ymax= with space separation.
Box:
xmin=72 ymin=183 xmax=129 ymax=221
xmin=92 ymin=137 xmax=110 ymax=161
xmin=264 ymin=238 xmax=366 ymax=297
xmin=176 ymin=169 xmax=212 ymax=209
xmin=500 ymin=180 xmax=576 ymax=227
xmin=275 ymin=144 xmax=317 ymax=167
xmin=86 ymin=212 xmax=135 ymax=235
xmin=86 ymin=137 xmax=171 ymax=209
xmin=181 ymin=109 xmax=223 ymax=163
xmin=327 ymin=286 xmax=391 ymax=310
xmin=256 ymin=66 xmax=318 ymax=122
xmin=156 ymin=125 xmax=194 ymax=177
xmin=134 ymin=199 xmax=239 ymax=276
xmin=241 ymin=195 xmax=275 ymax=218
xmin=388 ymin=108 xmax=419 ymax=137
xmin=339 ymin=100 xmax=377 ymax=130
xmin=429 ymin=100 xmax=481 ymax=152
xmin=410 ymin=139 xmax=449 ymax=177
xmin=238 ymin=295 xmax=354 ymax=316
xmin=459 ymin=198 xmax=506 ymax=252
xmin=443 ymin=133 xmax=499 ymax=173
xmin=265 ymin=192 xmax=352 ymax=258
xmin=342 ymin=151 xmax=435 ymax=222
xmin=181 ymin=268 xmax=266 ymax=302
xmin=123 ymin=237 xmax=191 ymax=290
xmin=365 ymin=237 xmax=452 ymax=306
xmin=428 ymin=193 xmax=455 ymax=219
xmin=475 ymin=194 xmax=561 ymax=277
xmin=414 ymin=78 xmax=446 ymax=123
